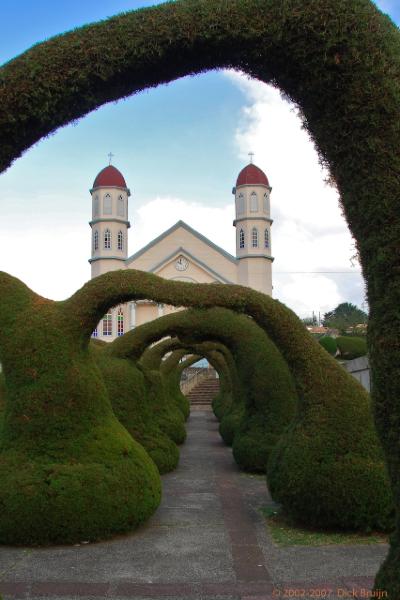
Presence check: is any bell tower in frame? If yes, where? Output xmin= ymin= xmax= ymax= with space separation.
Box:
xmin=89 ymin=163 xmax=131 ymax=279
xmin=233 ymin=158 xmax=273 ymax=295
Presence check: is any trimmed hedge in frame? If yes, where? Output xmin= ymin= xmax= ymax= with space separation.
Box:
xmin=65 ymin=269 xmax=394 ymax=535
xmin=319 ymin=336 xmax=337 ymax=356
xmin=91 ymin=343 xmax=180 ymax=474
xmin=160 ymin=349 xmax=199 ymax=421
xmin=1 ymin=0 xmax=400 ymax=589
xmin=0 ymin=273 xmax=162 ymax=545
xmin=138 ymin=339 xmax=187 ymax=445
xmin=336 ymin=336 xmax=368 ymax=360
xmin=110 ymin=305 xmax=298 ymax=471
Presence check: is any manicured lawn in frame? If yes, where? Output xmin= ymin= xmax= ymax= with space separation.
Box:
xmin=261 ymin=506 xmax=389 ymax=547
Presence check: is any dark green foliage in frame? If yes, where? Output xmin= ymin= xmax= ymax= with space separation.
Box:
xmin=318 ymin=336 xmax=338 ymax=356
xmin=90 ymin=343 xmax=180 ymax=474
xmin=1 ymin=1 xmax=400 ymax=591
xmin=0 ymin=373 xmax=5 ymax=418
xmin=336 ymin=336 xmax=368 ymax=360
xmin=140 ymin=338 xmax=191 ymax=426
xmin=64 ymin=269 xmax=394 ymax=537
xmin=0 ymin=273 xmax=162 ymax=545
xmin=160 ymin=349 xmax=197 ymax=421
xmin=110 ymin=305 xmax=298 ymax=472
xmin=323 ymin=303 xmax=368 ymax=333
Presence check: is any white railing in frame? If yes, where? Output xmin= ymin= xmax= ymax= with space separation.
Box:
xmin=180 ymin=367 xmax=216 ymax=395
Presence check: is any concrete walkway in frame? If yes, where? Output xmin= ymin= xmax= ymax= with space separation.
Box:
xmin=0 ymin=410 xmax=388 ymax=600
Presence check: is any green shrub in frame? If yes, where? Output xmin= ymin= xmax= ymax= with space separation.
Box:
xmin=0 ymin=273 xmax=162 ymax=545
xmin=336 ymin=336 xmax=368 ymax=360
xmin=140 ymin=338 xmax=191 ymax=427
xmin=111 ymin=306 xmax=298 ymax=472
xmin=319 ymin=336 xmax=338 ymax=356
xmin=0 ymin=372 xmax=5 ymax=427
xmin=91 ymin=344 xmax=180 ymax=474
xmin=65 ymin=269 xmax=394 ymax=536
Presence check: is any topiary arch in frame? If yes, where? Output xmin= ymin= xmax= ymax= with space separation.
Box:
xmin=1 ymin=0 xmax=399 ymax=594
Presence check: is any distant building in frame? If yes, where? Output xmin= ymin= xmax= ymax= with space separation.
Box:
xmin=89 ymin=161 xmax=274 ymax=341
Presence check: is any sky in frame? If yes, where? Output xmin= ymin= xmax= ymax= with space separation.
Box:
xmin=0 ymin=0 xmax=399 ymax=320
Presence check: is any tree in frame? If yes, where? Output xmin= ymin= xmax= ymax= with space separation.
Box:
xmin=323 ymin=302 xmax=368 ymax=333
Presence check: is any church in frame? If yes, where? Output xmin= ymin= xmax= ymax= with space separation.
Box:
xmin=89 ymin=161 xmax=274 ymax=341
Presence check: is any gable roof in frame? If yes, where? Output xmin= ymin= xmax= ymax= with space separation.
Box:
xmin=126 ymin=220 xmax=237 ymax=265
xmin=147 ymin=246 xmax=235 ymax=284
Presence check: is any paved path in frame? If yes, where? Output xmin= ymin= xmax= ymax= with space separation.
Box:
xmin=0 ymin=410 xmax=388 ymax=599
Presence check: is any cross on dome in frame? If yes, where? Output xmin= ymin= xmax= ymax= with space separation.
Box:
xmin=108 ymin=152 xmax=114 ymax=165
xmin=248 ymin=152 xmax=254 ymax=164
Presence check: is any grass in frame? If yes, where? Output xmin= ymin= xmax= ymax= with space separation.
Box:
xmin=261 ymin=506 xmax=389 ymax=547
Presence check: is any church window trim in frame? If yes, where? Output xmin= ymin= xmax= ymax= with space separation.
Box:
xmin=239 ymin=228 xmax=245 ymax=249
xmin=103 ymin=193 xmax=112 ymax=215
xmin=263 ymin=193 xmax=269 ymax=213
xmin=252 ymin=227 xmax=259 ymax=248
xmin=117 ymin=195 xmax=125 ymax=217
xmin=237 ymin=193 xmax=245 ymax=215
xmin=102 ymin=312 xmax=112 ymax=336
xmin=104 ymin=228 xmax=111 ymax=249
xmin=250 ymin=192 xmax=258 ymax=212
xmin=264 ymin=228 xmax=270 ymax=248
xmin=117 ymin=307 xmax=124 ymax=336
xmin=93 ymin=230 xmax=99 ymax=251
xmin=93 ymin=195 xmax=99 ymax=217
xmin=117 ymin=230 xmax=123 ymax=251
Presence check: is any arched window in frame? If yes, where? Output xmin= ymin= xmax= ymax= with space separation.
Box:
xmin=252 ymin=227 xmax=259 ymax=248
xmin=117 ymin=307 xmax=124 ymax=336
xmin=263 ymin=193 xmax=269 ymax=213
xmin=93 ymin=230 xmax=99 ymax=251
xmin=104 ymin=228 xmax=111 ymax=249
xmin=92 ymin=327 xmax=98 ymax=338
xmin=264 ymin=228 xmax=270 ymax=248
xmin=117 ymin=195 xmax=125 ymax=217
xmin=102 ymin=312 xmax=112 ymax=336
xmin=237 ymin=193 xmax=245 ymax=215
xmin=239 ymin=228 xmax=245 ymax=249
xmin=103 ymin=193 xmax=112 ymax=215
xmin=93 ymin=195 xmax=99 ymax=217
xmin=117 ymin=230 xmax=123 ymax=251
xmin=250 ymin=192 xmax=258 ymax=212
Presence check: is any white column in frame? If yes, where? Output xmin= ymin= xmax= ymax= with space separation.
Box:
xmin=129 ymin=302 xmax=136 ymax=330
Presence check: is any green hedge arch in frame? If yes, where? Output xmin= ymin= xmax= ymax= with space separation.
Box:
xmin=90 ymin=341 xmax=181 ymax=474
xmin=109 ymin=305 xmax=298 ymax=472
xmin=1 ymin=0 xmax=399 ymax=592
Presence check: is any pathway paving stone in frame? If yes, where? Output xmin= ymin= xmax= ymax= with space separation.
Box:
xmin=0 ymin=410 xmax=389 ymax=600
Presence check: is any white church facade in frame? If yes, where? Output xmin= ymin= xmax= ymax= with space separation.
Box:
xmin=89 ymin=161 xmax=274 ymax=341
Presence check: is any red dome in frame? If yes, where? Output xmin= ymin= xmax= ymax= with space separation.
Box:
xmin=236 ymin=163 xmax=269 ymax=187
xmin=92 ymin=165 xmax=127 ymax=189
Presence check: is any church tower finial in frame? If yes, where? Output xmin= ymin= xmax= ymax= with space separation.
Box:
xmin=248 ymin=151 xmax=254 ymax=164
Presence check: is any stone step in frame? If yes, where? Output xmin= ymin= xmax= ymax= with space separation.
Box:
xmin=187 ymin=378 xmax=220 ymax=406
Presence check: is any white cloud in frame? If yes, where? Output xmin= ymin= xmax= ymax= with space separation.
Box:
xmin=225 ymin=70 xmax=365 ymax=319
xmin=129 ymin=197 xmax=235 ymax=257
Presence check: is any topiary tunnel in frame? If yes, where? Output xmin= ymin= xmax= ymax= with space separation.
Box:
xmin=110 ymin=306 xmax=298 ymax=472
xmin=1 ymin=0 xmax=399 ymax=593
xmin=0 ymin=270 xmax=393 ymax=544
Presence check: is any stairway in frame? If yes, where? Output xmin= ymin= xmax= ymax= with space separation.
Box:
xmin=187 ymin=378 xmax=220 ymax=410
